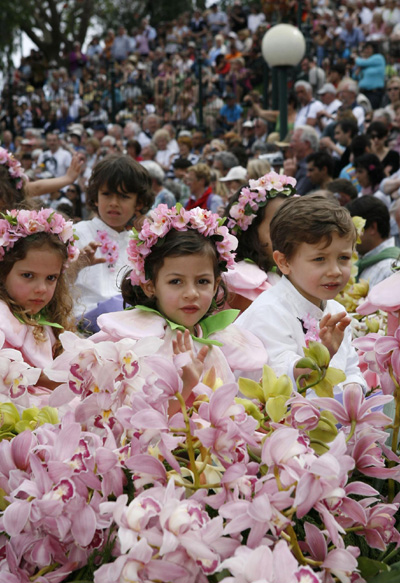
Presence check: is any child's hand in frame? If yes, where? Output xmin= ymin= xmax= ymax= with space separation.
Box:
xmin=319 ymin=312 xmax=351 ymax=359
xmin=66 ymin=153 xmax=85 ymax=182
xmin=81 ymin=242 xmax=107 ymax=268
xmin=172 ymin=330 xmax=209 ymax=408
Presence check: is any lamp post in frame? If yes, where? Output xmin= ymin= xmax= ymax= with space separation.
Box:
xmin=262 ymin=24 xmax=306 ymax=141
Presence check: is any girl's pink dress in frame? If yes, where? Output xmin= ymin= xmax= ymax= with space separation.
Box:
xmin=91 ymin=307 xmax=269 ymax=384
xmin=0 ymin=301 xmax=55 ymax=406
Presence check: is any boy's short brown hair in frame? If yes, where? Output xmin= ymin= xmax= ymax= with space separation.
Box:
xmin=86 ymin=154 xmax=153 ymax=212
xmin=270 ymin=194 xmax=356 ymax=260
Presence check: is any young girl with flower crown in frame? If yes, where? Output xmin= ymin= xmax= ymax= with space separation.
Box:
xmin=91 ymin=204 xmax=269 ymax=387
xmin=0 ymin=208 xmax=79 ymax=390
xmin=223 ymin=171 xmax=297 ymax=312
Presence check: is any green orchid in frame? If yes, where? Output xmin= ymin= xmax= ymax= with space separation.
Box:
xmin=239 ymin=365 xmax=293 ymax=423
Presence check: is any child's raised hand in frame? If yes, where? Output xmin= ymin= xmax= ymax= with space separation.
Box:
xmin=172 ymin=329 xmax=209 ymax=398
xmin=319 ymin=312 xmax=351 ymax=359
xmin=66 ymin=153 xmax=85 ymax=182
xmin=81 ymin=241 xmax=107 ymax=268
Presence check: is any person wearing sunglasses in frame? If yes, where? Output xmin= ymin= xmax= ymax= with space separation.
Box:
xmin=366 ymin=121 xmax=400 ymax=177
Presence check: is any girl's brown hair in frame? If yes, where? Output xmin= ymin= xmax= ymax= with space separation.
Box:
xmin=0 ymin=233 xmax=75 ymax=356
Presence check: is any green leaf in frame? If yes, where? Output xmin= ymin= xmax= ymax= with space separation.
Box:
xmin=365 ymin=561 xmax=400 ymax=583
xmin=358 ymin=557 xmax=390 ymax=578
xmin=265 ymin=395 xmax=289 ymax=422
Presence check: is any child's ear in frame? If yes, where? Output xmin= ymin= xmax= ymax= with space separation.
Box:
xmin=273 ymin=250 xmax=291 ymax=275
xmin=140 ymin=280 xmax=156 ymax=298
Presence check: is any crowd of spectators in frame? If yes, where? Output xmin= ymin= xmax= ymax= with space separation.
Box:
xmin=1 ymin=0 xmax=400 ymax=271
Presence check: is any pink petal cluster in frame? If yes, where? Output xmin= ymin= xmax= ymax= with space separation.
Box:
xmin=0 ymin=208 xmax=79 ymax=267
xmin=95 ymin=230 xmax=119 ymax=270
xmin=127 ymin=204 xmax=238 ymax=286
xmin=0 ymin=419 xmax=125 ymax=582
xmin=227 ymin=172 xmax=297 ymax=234
xmin=0 ymin=147 xmax=27 ymax=190
xmin=0 ymin=332 xmax=41 ymax=405
xmin=94 ymin=479 xmax=239 ymax=583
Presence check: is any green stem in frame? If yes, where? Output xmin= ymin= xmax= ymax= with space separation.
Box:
xmin=176 ymin=392 xmax=200 ymax=489
xmin=296 ymin=367 xmax=323 ymax=394
xmin=346 ymin=419 xmax=357 ymax=443
xmin=285 ymin=524 xmax=307 ymax=565
xmin=382 ymin=545 xmax=399 ymax=564
xmin=30 ymin=564 xmax=59 ymax=581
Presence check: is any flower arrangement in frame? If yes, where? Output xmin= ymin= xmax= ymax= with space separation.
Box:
xmin=0 ymin=147 xmax=27 ymax=190
xmin=95 ymin=230 xmax=119 ymax=271
xmin=0 ymin=208 xmax=79 ymax=266
xmin=0 ymin=321 xmax=397 ymax=582
xmin=227 ymin=171 xmax=297 ymax=235
xmin=127 ymin=204 xmax=238 ymax=286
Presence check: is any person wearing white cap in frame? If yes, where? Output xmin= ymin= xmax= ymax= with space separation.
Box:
xmin=294 ymin=81 xmax=324 ymax=137
xmin=316 ymin=83 xmax=342 ymax=130
xmin=219 ymin=166 xmax=248 ymax=200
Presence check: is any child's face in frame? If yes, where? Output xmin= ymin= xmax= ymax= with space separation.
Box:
xmin=142 ymin=253 xmax=218 ymax=333
xmin=273 ymin=233 xmax=353 ymax=308
xmin=96 ymin=184 xmax=140 ymax=232
xmin=5 ymin=246 xmax=63 ymax=314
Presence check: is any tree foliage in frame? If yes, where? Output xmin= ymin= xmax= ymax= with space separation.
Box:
xmin=0 ymin=0 xmax=192 ymax=67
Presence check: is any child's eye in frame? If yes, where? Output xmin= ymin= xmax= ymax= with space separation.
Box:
xmin=47 ymin=275 xmax=59 ymax=282
xmin=169 ymin=279 xmax=181 ymax=285
xmin=198 ymin=278 xmax=211 ymax=285
xmin=21 ymin=272 xmax=33 ymax=279
xmin=340 ymin=256 xmax=351 ymax=261
xmin=313 ymin=257 xmax=324 ymax=262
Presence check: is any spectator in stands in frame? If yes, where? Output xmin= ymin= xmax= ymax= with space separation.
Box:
xmin=327 ymin=178 xmax=358 ymax=206
xmin=367 ymin=120 xmax=400 ymax=176
xmin=316 ymin=83 xmax=343 ymax=131
xmin=347 ymin=195 xmax=399 ymax=287
xmin=185 ymin=163 xmax=223 ymax=213
xmin=37 ymin=132 xmax=72 ymax=177
xmin=294 ymin=81 xmax=324 ymax=135
xmin=141 ymin=160 xmax=176 ymax=209
xmin=355 ymin=42 xmax=386 ymax=109
xmin=320 ymin=118 xmax=358 ymax=176
xmin=213 ymin=151 xmax=240 ymax=178
xmin=306 ymin=151 xmax=335 ymax=191
xmin=337 ymin=78 xmax=366 ymax=130
xmin=283 ymin=125 xmax=320 ymax=196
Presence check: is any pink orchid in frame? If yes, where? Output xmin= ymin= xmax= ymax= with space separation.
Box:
xmin=311 ymin=383 xmax=393 ymax=430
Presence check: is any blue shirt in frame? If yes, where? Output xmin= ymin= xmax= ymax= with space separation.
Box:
xmin=219 ymin=103 xmax=243 ymax=123
xmin=355 ymin=54 xmax=386 ymax=90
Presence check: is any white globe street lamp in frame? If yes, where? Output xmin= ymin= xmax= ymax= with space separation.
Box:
xmin=262 ymin=24 xmax=306 ymax=140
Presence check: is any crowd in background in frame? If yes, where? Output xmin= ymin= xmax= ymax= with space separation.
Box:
xmin=1 ymin=0 xmax=400 ymax=235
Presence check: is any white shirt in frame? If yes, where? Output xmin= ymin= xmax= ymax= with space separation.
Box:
xmin=37 ymin=146 xmax=72 ymax=177
xmin=235 ymin=276 xmax=365 ymax=392
xmin=295 ymin=99 xmax=325 ymax=136
xmin=72 ymin=217 xmax=131 ymax=317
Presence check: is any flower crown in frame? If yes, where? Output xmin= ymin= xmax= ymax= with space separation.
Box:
xmin=227 ymin=171 xmax=297 ymax=235
xmin=0 ymin=147 xmax=27 ymax=190
xmin=0 ymin=208 xmax=80 ymax=266
xmin=127 ymin=204 xmax=238 ymax=286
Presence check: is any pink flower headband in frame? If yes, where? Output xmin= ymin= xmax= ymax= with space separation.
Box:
xmin=0 ymin=208 xmax=80 ymax=267
xmin=227 ymin=171 xmax=297 ymax=235
xmin=127 ymin=204 xmax=238 ymax=286
xmin=0 ymin=147 xmax=27 ymax=190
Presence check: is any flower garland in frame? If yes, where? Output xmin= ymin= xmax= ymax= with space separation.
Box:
xmin=227 ymin=171 xmax=297 ymax=235
xmin=0 ymin=147 xmax=27 ymax=190
xmin=0 ymin=208 xmax=79 ymax=266
xmin=95 ymin=230 xmax=119 ymax=271
xmin=127 ymin=204 xmax=238 ymax=286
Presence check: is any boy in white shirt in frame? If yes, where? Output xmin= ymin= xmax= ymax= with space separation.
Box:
xmin=236 ymin=194 xmax=365 ymax=393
